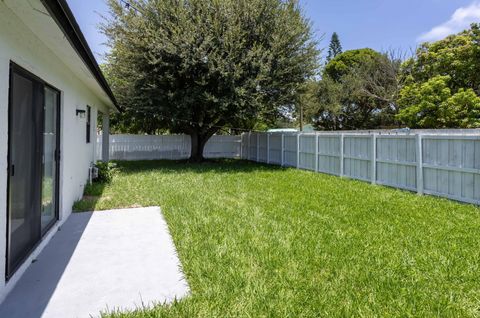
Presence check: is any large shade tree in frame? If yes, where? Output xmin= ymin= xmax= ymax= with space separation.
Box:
xmin=103 ymin=0 xmax=318 ymax=161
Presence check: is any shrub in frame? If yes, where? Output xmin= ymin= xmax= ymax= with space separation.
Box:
xmin=94 ymin=161 xmax=117 ymax=183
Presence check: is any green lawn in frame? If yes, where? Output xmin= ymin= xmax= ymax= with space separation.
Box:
xmin=74 ymin=160 xmax=480 ymax=318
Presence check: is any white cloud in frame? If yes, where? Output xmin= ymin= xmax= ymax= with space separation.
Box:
xmin=418 ymin=1 xmax=480 ymax=42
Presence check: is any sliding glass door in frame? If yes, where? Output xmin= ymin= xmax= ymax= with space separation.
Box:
xmin=7 ymin=68 xmax=42 ymax=278
xmin=7 ymin=63 xmax=60 ymax=279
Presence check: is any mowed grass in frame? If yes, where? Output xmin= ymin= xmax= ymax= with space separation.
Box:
xmin=73 ymin=160 xmax=480 ymax=318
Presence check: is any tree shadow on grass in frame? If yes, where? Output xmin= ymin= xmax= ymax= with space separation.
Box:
xmin=114 ymin=159 xmax=289 ymax=175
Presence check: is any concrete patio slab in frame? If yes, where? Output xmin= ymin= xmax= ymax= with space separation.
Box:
xmin=0 ymin=207 xmax=189 ymax=318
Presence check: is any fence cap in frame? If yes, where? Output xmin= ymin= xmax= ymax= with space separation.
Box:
xmin=313 ymin=129 xmax=480 ymax=136
xmin=267 ymin=129 xmax=299 ymax=133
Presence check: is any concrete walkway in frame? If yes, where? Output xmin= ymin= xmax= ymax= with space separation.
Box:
xmin=0 ymin=207 xmax=189 ymax=318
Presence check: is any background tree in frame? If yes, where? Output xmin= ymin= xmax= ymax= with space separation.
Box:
xmin=397 ymin=75 xmax=480 ymax=128
xmin=397 ymin=23 xmax=480 ymax=128
xmin=296 ymin=80 xmax=320 ymax=126
xmin=314 ymin=48 xmax=401 ymax=130
xmin=103 ymin=0 xmax=318 ymax=161
xmin=326 ymin=32 xmax=342 ymax=62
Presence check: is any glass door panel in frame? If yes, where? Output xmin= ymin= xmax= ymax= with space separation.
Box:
xmin=41 ymin=87 xmax=59 ymax=232
xmin=7 ymin=69 xmax=43 ymax=277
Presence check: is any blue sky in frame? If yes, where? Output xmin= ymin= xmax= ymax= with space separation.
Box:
xmin=67 ymin=0 xmax=480 ymax=62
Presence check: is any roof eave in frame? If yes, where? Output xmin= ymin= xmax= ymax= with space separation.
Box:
xmin=40 ymin=0 xmax=122 ymax=113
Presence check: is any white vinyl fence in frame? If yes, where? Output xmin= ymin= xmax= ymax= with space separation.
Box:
xmin=242 ymin=131 xmax=480 ymax=205
xmin=96 ymin=134 xmax=241 ymax=161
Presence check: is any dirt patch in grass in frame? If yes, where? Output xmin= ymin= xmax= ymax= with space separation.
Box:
xmin=82 ymin=195 xmax=99 ymax=202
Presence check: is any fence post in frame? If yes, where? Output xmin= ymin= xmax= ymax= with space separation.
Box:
xmin=340 ymin=133 xmax=344 ymax=177
xmin=248 ymin=132 xmax=251 ymax=160
xmin=246 ymin=132 xmax=250 ymax=160
xmin=315 ymin=134 xmax=319 ymax=172
xmin=416 ymin=133 xmax=424 ymax=195
xmin=296 ymin=133 xmax=301 ymax=169
xmin=281 ymin=134 xmax=285 ymax=167
xmin=267 ymin=133 xmax=270 ymax=164
xmin=240 ymin=134 xmax=243 ymax=159
xmin=371 ymin=133 xmax=377 ymax=184
xmin=256 ymin=133 xmax=259 ymax=162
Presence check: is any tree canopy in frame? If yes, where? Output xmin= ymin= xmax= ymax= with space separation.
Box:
xmin=313 ymin=24 xmax=480 ymax=130
xmin=313 ymin=48 xmax=401 ymax=130
xmin=397 ymin=23 xmax=480 ymax=128
xmin=103 ymin=0 xmax=318 ymax=161
xmin=397 ymin=75 xmax=480 ymax=128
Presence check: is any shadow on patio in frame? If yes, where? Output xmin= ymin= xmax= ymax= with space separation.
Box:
xmin=0 ymin=207 xmax=189 ymax=318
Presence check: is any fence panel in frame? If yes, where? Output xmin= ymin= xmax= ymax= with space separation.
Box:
xmin=268 ymin=133 xmax=282 ymax=165
xmin=258 ymin=133 xmax=268 ymax=163
xmin=422 ymin=136 xmax=480 ymax=204
xmin=283 ymin=134 xmax=298 ymax=167
xmin=203 ymin=135 xmax=242 ymax=159
xmin=375 ymin=135 xmax=417 ymax=191
xmin=97 ymin=134 xmax=241 ymax=160
xmin=343 ymin=135 xmax=372 ymax=182
xmin=106 ymin=135 xmax=190 ymax=160
xmin=248 ymin=133 xmax=258 ymax=161
xmin=241 ymin=133 xmax=249 ymax=160
xmin=96 ymin=138 xmax=103 ymax=161
xmin=317 ymin=135 xmax=341 ymax=176
xmin=299 ymin=134 xmax=316 ymax=171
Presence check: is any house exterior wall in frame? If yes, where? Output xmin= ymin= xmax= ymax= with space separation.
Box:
xmin=0 ymin=3 xmax=110 ymax=302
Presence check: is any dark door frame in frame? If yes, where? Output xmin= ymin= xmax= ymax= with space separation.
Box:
xmin=6 ymin=62 xmax=61 ymax=280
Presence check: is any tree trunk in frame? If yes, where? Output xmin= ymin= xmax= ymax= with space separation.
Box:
xmin=189 ymin=133 xmax=208 ymax=162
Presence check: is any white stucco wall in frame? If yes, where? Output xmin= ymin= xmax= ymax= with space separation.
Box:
xmin=0 ymin=3 xmax=111 ymax=301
